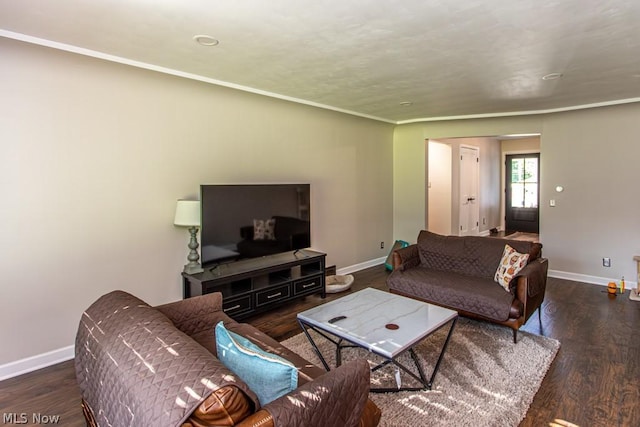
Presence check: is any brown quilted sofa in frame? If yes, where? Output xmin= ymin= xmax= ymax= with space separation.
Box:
xmin=75 ymin=290 xmax=381 ymax=427
xmin=387 ymin=231 xmax=548 ymax=343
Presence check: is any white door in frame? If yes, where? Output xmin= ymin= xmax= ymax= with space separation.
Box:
xmin=459 ymin=146 xmax=479 ymax=236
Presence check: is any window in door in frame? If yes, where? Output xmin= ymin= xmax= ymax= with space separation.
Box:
xmin=505 ymin=153 xmax=539 ymax=233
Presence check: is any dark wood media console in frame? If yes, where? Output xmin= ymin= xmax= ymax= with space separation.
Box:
xmin=182 ymin=249 xmax=326 ymax=319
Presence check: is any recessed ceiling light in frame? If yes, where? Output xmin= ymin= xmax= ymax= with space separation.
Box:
xmin=193 ymin=35 xmax=219 ymax=46
xmin=400 ymin=101 xmax=413 ymax=107
xmin=542 ymin=72 xmax=563 ymax=81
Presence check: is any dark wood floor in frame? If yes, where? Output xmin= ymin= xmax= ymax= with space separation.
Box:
xmin=1 ymin=266 xmax=638 ymax=426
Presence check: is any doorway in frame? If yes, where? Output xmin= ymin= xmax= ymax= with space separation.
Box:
xmin=505 ymin=153 xmax=539 ymax=233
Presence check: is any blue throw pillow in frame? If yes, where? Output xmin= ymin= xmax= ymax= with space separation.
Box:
xmin=215 ymin=321 xmax=297 ymax=405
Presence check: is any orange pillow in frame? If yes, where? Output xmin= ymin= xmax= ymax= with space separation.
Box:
xmin=494 ymin=244 xmax=529 ymax=291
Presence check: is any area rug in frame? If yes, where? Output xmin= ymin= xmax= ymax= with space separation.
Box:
xmin=281 ymin=318 xmax=560 ymax=427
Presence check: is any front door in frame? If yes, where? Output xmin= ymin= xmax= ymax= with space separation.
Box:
xmin=505 ymin=153 xmax=539 ymax=233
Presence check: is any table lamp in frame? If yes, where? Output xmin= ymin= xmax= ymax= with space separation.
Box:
xmin=174 ymin=200 xmax=204 ymax=274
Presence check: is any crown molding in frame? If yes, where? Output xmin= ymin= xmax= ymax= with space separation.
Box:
xmin=3 ymin=30 xmax=640 ymax=126
xmin=397 ymin=97 xmax=640 ymax=124
xmin=0 ymin=30 xmax=396 ymax=125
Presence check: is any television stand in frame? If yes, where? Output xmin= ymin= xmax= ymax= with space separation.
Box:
xmin=182 ymin=250 xmax=326 ymax=319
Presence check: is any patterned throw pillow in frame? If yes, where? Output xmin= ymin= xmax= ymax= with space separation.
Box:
xmin=253 ymin=218 xmax=276 ymax=240
xmin=494 ymin=244 xmax=530 ymax=291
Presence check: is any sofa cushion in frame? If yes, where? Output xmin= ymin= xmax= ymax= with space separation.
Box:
xmin=416 ymin=231 xmax=541 ymax=279
xmin=215 ymin=322 xmax=298 ymax=405
xmin=156 ymin=292 xmax=226 ymax=340
xmin=495 ymin=244 xmax=530 ymax=290
xmin=388 ymin=266 xmax=516 ymax=321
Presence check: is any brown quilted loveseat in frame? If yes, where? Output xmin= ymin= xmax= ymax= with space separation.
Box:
xmin=75 ymin=291 xmax=381 ymax=427
xmin=387 ymin=231 xmax=548 ymax=342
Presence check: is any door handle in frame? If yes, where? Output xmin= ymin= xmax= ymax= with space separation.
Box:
xmin=467 ymin=197 xmax=476 ymax=202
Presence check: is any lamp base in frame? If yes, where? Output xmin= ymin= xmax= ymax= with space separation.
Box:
xmin=183 ymin=263 xmax=204 ymax=275
xmin=183 ymin=226 xmax=204 ymax=275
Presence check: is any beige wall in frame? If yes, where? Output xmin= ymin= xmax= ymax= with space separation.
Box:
xmin=393 ymin=124 xmax=427 ymax=241
xmin=540 ymin=104 xmax=640 ymax=281
xmin=0 ymin=38 xmax=394 ymax=366
xmin=501 ymin=137 xmax=540 ymax=153
xmin=393 ymin=107 xmax=640 ymax=286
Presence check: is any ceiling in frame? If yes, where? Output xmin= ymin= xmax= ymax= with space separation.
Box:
xmin=2 ymin=0 xmax=640 ymax=123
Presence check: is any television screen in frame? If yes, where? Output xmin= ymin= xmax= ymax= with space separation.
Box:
xmin=200 ymin=184 xmax=311 ymax=265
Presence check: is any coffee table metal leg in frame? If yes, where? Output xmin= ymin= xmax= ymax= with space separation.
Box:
xmin=369 ymin=357 xmax=431 ymax=392
xmin=370 ymin=316 xmax=457 ymax=393
xmin=427 ymin=316 xmax=457 ymax=388
xmin=409 ymin=348 xmax=427 ymax=386
xmin=297 ymin=319 xmax=331 ymax=371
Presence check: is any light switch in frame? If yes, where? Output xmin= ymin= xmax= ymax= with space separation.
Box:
xmin=549 ymin=199 xmax=556 ymax=207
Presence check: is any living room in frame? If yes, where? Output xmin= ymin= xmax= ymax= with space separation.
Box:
xmin=1 ymin=2 xmax=640 ymax=426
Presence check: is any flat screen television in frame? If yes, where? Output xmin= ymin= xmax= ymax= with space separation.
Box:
xmin=200 ymin=184 xmax=311 ymax=266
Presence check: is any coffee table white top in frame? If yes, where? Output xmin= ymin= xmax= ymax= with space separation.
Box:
xmin=297 ymin=287 xmax=457 ymax=358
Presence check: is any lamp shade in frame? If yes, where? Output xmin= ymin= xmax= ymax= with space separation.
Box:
xmin=174 ymin=200 xmax=201 ymax=227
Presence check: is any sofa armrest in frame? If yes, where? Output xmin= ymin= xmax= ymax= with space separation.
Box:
xmin=156 ymin=292 xmax=231 ymax=337
xmin=513 ymin=258 xmax=549 ymax=301
xmin=258 ymin=359 xmax=372 ymax=427
xmin=392 ymin=244 xmax=420 ymax=270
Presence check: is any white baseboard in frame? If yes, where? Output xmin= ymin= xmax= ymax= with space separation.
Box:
xmin=337 ymin=256 xmax=386 ymax=275
xmin=548 ymin=269 xmax=638 ymax=288
xmin=0 ymin=345 xmax=74 ymax=382
xmin=476 ymin=227 xmax=502 ymax=237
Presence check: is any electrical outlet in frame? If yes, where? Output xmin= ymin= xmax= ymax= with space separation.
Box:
xmin=380 ymin=242 xmax=384 ymax=249
xmin=603 ymin=257 xmax=611 ymax=267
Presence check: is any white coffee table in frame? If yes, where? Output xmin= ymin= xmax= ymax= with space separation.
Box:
xmin=297 ymin=287 xmax=458 ymax=392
